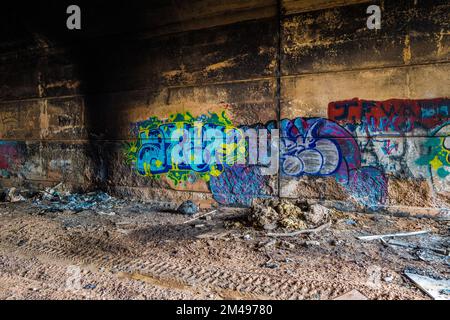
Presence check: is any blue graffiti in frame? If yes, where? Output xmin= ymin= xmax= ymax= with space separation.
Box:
xmin=209 ymin=165 xmax=271 ymax=207
xmin=280 ymin=118 xmax=387 ymax=209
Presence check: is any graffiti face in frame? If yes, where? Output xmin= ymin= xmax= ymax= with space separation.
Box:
xmin=279 ymin=117 xmax=387 ymax=209
xmin=281 ymin=121 xmax=341 ymax=176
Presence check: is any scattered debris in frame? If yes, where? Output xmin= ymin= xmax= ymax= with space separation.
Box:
xmin=41 ymin=182 xmax=70 ymax=201
xmin=344 ymin=219 xmax=357 ymax=226
xmin=384 ymin=274 xmax=394 ymax=283
xmin=267 ymin=222 xmax=331 ymax=238
xmin=183 ymin=210 xmax=217 ymax=224
xmin=305 ymin=204 xmax=330 ymax=225
xmin=4 ymin=187 xmax=26 ymax=203
xmin=33 ymin=191 xmax=124 ymax=213
xmin=404 ymin=271 xmax=450 ymax=300
xmin=98 ymin=211 xmax=116 ymax=216
xmin=263 ymin=261 xmax=279 ymax=269
xmin=382 ymin=239 xmax=449 ymax=256
xmin=249 ymin=199 xmax=331 ymax=231
xmin=357 ymin=230 xmax=431 ymax=241
xmin=305 ymin=240 xmax=321 ymax=247
xmin=177 ymin=200 xmax=199 ymax=216
xmin=334 ymin=289 xmax=368 ymax=300
xmin=243 ymin=234 xmax=252 ymax=241
xmin=83 ymin=284 xmax=97 ymax=290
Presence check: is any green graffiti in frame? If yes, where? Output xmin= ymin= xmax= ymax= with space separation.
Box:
xmin=417 ymin=136 xmax=450 ymax=178
xmin=125 ymin=111 xmax=245 ymax=186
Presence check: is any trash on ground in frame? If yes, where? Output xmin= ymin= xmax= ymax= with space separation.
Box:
xmin=263 ymin=261 xmax=279 ymax=269
xmin=383 ymin=239 xmax=449 ymax=256
xmin=33 ymin=186 xmax=125 ymax=213
xmin=305 ymin=240 xmax=321 ymax=247
xmin=344 ymin=219 xmax=357 ymax=226
xmin=183 ymin=209 xmax=217 ymax=224
xmin=357 ymin=230 xmax=431 ymax=241
xmin=243 ymin=234 xmax=252 ymax=241
xmin=83 ymin=284 xmax=97 ymax=290
xmin=3 ymin=187 xmax=26 ymax=203
xmin=177 ymin=200 xmax=199 ymax=216
xmin=267 ymin=222 xmax=331 ymax=237
xmin=404 ymin=271 xmax=450 ymax=300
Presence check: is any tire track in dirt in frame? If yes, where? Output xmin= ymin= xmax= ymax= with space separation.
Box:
xmin=0 ymin=236 xmax=423 ymax=300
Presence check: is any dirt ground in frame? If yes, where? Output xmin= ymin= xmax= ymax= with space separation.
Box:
xmin=0 ymin=200 xmax=448 ymax=300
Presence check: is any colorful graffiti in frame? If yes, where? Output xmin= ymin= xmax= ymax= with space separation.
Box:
xmin=0 ymin=141 xmax=22 ymax=178
xmin=329 ymin=98 xmax=450 ymax=180
xmin=126 ymin=97 xmax=450 ymax=209
xmin=125 ymin=111 xmax=246 ymax=186
xmin=416 ymin=124 xmax=450 ymax=179
xmin=209 ymin=165 xmax=271 ymax=207
xmin=329 ymin=98 xmax=450 ymax=133
xmin=280 ymin=118 xmax=387 ymax=208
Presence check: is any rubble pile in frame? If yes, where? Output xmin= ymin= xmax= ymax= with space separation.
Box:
xmin=34 ymin=186 xmax=125 ymax=213
xmin=249 ymin=199 xmax=331 ymax=231
xmin=1 ymin=183 xmax=125 ymax=214
xmin=177 ymin=200 xmax=199 ymax=216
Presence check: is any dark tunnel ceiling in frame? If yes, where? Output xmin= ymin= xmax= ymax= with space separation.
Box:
xmin=0 ymin=0 xmax=277 ymax=54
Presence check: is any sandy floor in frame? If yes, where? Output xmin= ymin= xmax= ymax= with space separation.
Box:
xmin=0 ymin=201 xmax=448 ymax=300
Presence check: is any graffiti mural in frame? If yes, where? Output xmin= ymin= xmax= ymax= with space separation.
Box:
xmin=125 ymin=111 xmax=246 ymax=186
xmin=125 ymin=111 xmax=275 ymax=206
xmin=209 ymin=165 xmax=271 ymax=207
xmin=125 ymin=97 xmax=449 ymax=209
xmin=280 ymin=118 xmax=387 ymax=208
xmin=329 ymin=98 xmax=450 ymax=133
xmin=416 ymin=124 xmax=450 ymax=181
xmin=329 ymin=98 xmax=450 ymax=196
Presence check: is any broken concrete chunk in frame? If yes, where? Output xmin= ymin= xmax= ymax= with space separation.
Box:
xmin=404 ymin=271 xmax=450 ymax=300
xmin=305 ymin=204 xmax=330 ymax=225
xmin=250 ymin=205 xmax=279 ymax=229
xmin=263 ymin=262 xmax=279 ymax=269
xmin=177 ymin=200 xmax=199 ymax=216
xmin=249 ymin=199 xmax=308 ymax=230
xmin=5 ymin=188 xmax=26 ymax=203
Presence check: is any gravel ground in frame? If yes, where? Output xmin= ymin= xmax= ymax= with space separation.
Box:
xmin=0 ymin=200 xmax=448 ymax=300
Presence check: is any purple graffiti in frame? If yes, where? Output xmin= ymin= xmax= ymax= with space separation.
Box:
xmin=280 ymin=118 xmax=387 ymax=209
xmin=209 ymin=165 xmax=271 ymax=207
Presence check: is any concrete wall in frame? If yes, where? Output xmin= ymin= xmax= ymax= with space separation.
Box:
xmin=0 ymin=0 xmax=449 ymax=214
